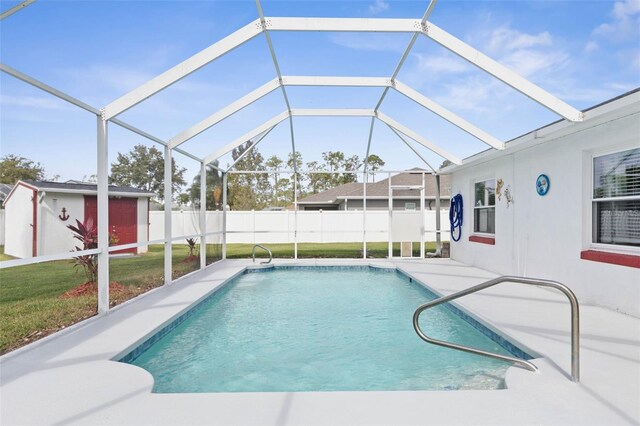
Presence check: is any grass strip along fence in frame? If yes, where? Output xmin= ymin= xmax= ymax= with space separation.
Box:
xmin=0 ymin=242 xmax=437 ymax=354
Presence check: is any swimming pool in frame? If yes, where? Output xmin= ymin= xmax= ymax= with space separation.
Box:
xmin=120 ymin=266 xmax=533 ymax=392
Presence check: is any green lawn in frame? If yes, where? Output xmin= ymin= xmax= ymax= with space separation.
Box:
xmin=0 ymin=241 xmax=437 ymax=354
xmin=0 ymin=244 xmax=205 ymax=354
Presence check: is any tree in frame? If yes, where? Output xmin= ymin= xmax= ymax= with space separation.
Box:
xmin=109 ymin=145 xmax=186 ymax=202
xmin=364 ymin=154 xmax=385 ymax=182
xmin=0 ymin=154 xmax=45 ymax=184
xmin=188 ymin=162 xmax=223 ymax=210
xmin=227 ymin=142 xmax=270 ymax=210
xmin=321 ymin=151 xmax=360 ymax=187
xmin=265 ymin=155 xmax=284 ymax=206
xmin=439 ymin=159 xmax=453 ymax=169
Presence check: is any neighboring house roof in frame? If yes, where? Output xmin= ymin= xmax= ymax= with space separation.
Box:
xmin=298 ymin=169 xmax=451 ymax=204
xmin=3 ymin=180 xmax=155 ymax=205
xmin=0 ymin=183 xmax=13 ymax=204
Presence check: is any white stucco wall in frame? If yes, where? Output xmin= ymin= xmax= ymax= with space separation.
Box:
xmin=4 ymin=184 xmax=35 ymax=258
xmin=449 ymin=93 xmax=640 ymax=316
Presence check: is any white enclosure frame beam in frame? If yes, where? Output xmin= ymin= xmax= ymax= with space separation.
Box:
xmin=168 ymin=78 xmax=280 ymax=148
xmin=422 ymin=22 xmax=584 ymax=122
xmin=283 ymin=76 xmax=390 ymax=87
xmin=394 ymin=81 xmax=505 ymax=150
xmin=375 ymin=0 xmax=437 ymax=111
xmin=102 ymin=19 xmax=263 ymax=119
xmin=386 ymin=125 xmax=437 ymax=173
xmin=376 ymin=112 xmax=462 ymax=164
xmin=1 ymin=0 xmax=36 ymax=21
xmin=267 ymin=17 xmax=420 ymax=33
xmin=1 ymin=63 xmax=100 ymax=114
xmin=0 ymin=64 xmax=206 ymax=164
xmin=204 ymin=111 xmax=289 ymax=164
xmin=204 ymin=108 xmax=460 ymax=166
xmin=291 ymin=108 xmax=374 ymax=117
xmin=168 ymin=73 xmax=503 ymax=153
xmin=226 ymin=125 xmax=276 ymax=172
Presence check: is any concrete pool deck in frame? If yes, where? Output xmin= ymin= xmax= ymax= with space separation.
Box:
xmin=1 ymin=258 xmax=639 ymax=425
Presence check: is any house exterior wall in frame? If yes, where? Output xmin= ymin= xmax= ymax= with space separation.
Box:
xmin=4 ymin=184 xmax=34 ymax=258
xmin=449 ymin=99 xmax=640 ymax=316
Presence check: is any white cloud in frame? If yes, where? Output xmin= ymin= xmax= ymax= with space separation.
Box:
xmin=485 ymin=26 xmax=552 ymax=54
xmin=369 ymin=0 xmax=389 ymax=15
xmin=501 ymin=49 xmax=569 ymax=78
xmin=0 ymin=94 xmax=71 ymax=111
xmin=411 ymin=52 xmax=473 ymax=74
xmin=584 ymin=41 xmax=599 ymax=53
xmin=593 ymin=0 xmax=640 ymax=41
xmin=328 ymin=33 xmax=406 ymax=53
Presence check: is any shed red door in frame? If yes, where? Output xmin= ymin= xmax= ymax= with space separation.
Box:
xmin=84 ymin=196 xmax=138 ymax=254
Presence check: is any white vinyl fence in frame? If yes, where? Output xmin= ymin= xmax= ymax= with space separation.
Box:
xmin=149 ymin=210 xmax=450 ymax=244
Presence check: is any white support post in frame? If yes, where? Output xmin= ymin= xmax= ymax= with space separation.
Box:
xmin=294 ymin=172 xmax=298 ymax=259
xmin=222 ymin=172 xmax=228 ymax=259
xmin=164 ymin=146 xmax=172 ymax=285
xmin=199 ymin=162 xmax=206 ymax=269
xmin=96 ymin=116 xmax=109 ymax=314
xmin=422 ymin=22 xmax=583 ymax=122
xmin=420 ymin=172 xmax=425 ymax=259
xmin=363 ymin=171 xmax=367 ymax=259
xmin=435 ymin=174 xmax=442 ymax=256
xmin=388 ymin=172 xmax=392 ymax=259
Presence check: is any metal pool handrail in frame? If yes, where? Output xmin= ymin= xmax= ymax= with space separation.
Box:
xmin=413 ymin=275 xmax=580 ymax=382
xmin=252 ymin=244 xmax=273 ymax=264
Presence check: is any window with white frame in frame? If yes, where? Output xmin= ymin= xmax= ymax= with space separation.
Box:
xmin=405 ymin=202 xmax=417 ymax=211
xmin=474 ymin=179 xmax=495 ymax=234
xmin=592 ymin=148 xmax=640 ymax=247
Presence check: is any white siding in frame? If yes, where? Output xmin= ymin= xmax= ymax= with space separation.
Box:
xmin=449 ymin=97 xmax=640 ymax=316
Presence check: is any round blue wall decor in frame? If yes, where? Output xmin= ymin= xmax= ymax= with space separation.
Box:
xmin=536 ymin=174 xmax=550 ymax=196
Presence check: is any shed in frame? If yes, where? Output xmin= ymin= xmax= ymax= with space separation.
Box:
xmin=2 ymin=180 xmax=154 ymax=258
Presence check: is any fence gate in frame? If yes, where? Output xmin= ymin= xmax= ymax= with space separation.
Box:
xmin=388 ymin=176 xmax=426 ymax=258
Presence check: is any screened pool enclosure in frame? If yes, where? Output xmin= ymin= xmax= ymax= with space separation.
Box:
xmin=0 ymin=0 xmax=587 ymax=314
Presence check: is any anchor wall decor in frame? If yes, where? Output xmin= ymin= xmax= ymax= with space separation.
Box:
xmin=59 ymin=207 xmax=70 ymax=221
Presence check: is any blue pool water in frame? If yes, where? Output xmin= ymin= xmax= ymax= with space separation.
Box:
xmin=123 ymin=267 xmax=531 ymax=392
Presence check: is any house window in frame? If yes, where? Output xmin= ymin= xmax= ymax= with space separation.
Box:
xmin=405 ymin=202 xmax=417 ymax=211
xmin=474 ymin=179 xmax=495 ymax=234
xmin=592 ymin=148 xmax=640 ymax=248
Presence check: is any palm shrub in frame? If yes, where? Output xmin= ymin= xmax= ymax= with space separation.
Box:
xmin=186 ymin=238 xmax=198 ymax=257
xmin=67 ymin=218 xmax=98 ymax=283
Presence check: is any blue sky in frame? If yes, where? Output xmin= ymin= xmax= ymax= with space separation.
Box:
xmin=1 ymin=0 xmax=639 ymax=189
